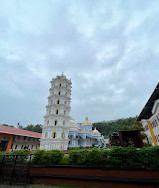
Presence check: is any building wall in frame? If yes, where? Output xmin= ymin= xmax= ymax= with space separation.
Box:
xmin=141 ymin=101 xmax=159 ymax=146
xmin=0 ymin=133 xmax=14 ymax=152
xmin=10 ymin=135 xmax=40 ymax=151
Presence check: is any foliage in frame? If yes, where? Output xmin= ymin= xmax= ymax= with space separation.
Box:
xmin=68 ymin=147 xmax=159 ymax=169
xmin=23 ymin=124 xmax=42 ymax=133
xmin=31 ymin=149 xmax=45 ymax=164
xmin=59 ymin=155 xmax=70 ymax=165
xmin=69 ymin=149 xmax=90 ymax=165
xmin=93 ymin=117 xmax=137 ymax=136
xmin=121 ymin=125 xmax=131 ymax=130
xmin=0 ymin=152 xmax=4 ymax=162
xmin=32 ymin=149 xmax=63 ymax=165
xmin=2 ymin=124 xmax=14 ymax=128
xmin=5 ymin=149 xmax=30 ymax=163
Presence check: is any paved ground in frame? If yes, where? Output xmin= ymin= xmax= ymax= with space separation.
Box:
xmin=0 ymin=185 xmax=60 ymax=188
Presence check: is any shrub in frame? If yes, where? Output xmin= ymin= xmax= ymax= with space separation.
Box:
xmin=59 ymin=155 xmax=70 ymax=165
xmin=69 ymin=149 xmax=90 ymax=165
xmin=108 ymin=147 xmax=139 ymax=167
xmin=137 ymin=146 xmax=159 ymax=169
xmin=31 ymin=149 xmax=45 ymax=165
xmin=41 ymin=150 xmax=64 ymax=165
xmin=87 ymin=148 xmax=109 ymax=166
xmin=0 ymin=152 xmax=4 ymax=162
xmin=4 ymin=149 xmax=30 ymax=164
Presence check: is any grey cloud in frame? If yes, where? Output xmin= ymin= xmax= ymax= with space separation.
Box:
xmin=0 ymin=0 xmax=159 ymax=126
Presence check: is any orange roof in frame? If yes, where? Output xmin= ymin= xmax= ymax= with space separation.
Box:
xmin=0 ymin=125 xmax=42 ymax=138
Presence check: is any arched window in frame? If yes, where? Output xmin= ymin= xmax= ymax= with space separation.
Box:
xmin=66 ymin=84 xmax=68 ymax=88
xmin=61 ymin=132 xmax=65 ymax=138
xmin=54 ymin=119 xmax=58 ymax=125
xmin=49 ymin=109 xmax=51 ymax=114
xmin=47 ymin=120 xmax=49 ymax=125
xmin=64 ymin=101 xmax=67 ymax=105
xmin=45 ymin=132 xmax=48 ymax=138
xmin=59 ymin=83 xmax=62 ymax=87
xmin=57 ymin=100 xmax=60 ymax=104
xmin=64 ymin=110 xmax=66 ymax=115
xmin=56 ymin=109 xmax=59 ymax=114
xmin=58 ymin=91 xmax=61 ymax=95
xmin=63 ymin=120 xmax=66 ymax=126
xmin=65 ymin=92 xmax=67 ymax=96
xmin=52 ymin=131 xmax=57 ymax=138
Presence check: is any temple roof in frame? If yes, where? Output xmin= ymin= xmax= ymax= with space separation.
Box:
xmin=137 ymin=83 xmax=159 ymax=121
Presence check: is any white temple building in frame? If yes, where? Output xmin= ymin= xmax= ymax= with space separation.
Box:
xmin=40 ymin=74 xmax=105 ymax=150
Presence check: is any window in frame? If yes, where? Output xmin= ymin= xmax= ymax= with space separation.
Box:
xmin=21 ymin=145 xmax=23 ymax=149
xmin=65 ymin=92 xmax=67 ymax=96
xmin=11 ymin=144 xmax=13 ymax=149
xmin=66 ymin=84 xmax=68 ymax=88
xmin=64 ymin=101 xmax=67 ymax=105
xmin=63 ymin=120 xmax=66 ymax=126
xmin=58 ymin=91 xmax=61 ymax=95
xmin=52 ymin=131 xmax=57 ymax=138
xmin=32 ymin=145 xmax=33 ymax=149
xmin=51 ymin=100 xmax=53 ymax=103
xmin=47 ymin=120 xmax=49 ymax=125
xmin=61 ymin=132 xmax=65 ymax=138
xmin=55 ymin=119 xmax=58 ymax=125
xmin=56 ymin=109 xmax=59 ymax=114
xmin=24 ymin=136 xmax=26 ymax=140
xmin=49 ymin=109 xmax=51 ymax=114
xmin=57 ymin=100 xmax=60 ymax=104
xmin=18 ymin=136 xmax=20 ymax=140
xmin=59 ymin=83 xmax=62 ymax=87
xmin=15 ymin=145 xmax=17 ymax=150
xmin=64 ymin=110 xmax=66 ymax=115
xmin=45 ymin=132 xmax=48 ymax=138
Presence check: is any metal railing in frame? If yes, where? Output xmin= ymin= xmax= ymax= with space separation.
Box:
xmin=0 ymin=154 xmax=32 ymax=185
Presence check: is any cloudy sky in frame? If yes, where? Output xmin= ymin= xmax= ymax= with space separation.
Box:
xmin=0 ymin=0 xmax=159 ymax=126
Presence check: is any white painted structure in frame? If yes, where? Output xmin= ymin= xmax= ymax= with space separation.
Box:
xmin=40 ymin=73 xmax=71 ymax=150
xmin=141 ymin=99 xmax=159 ymax=145
xmin=138 ymin=83 xmax=159 ymax=146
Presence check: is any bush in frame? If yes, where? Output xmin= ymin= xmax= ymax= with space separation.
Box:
xmin=87 ymin=148 xmax=109 ymax=166
xmin=31 ymin=149 xmax=45 ymax=164
xmin=108 ymin=147 xmax=139 ymax=167
xmin=137 ymin=146 xmax=159 ymax=169
xmin=0 ymin=152 xmax=4 ymax=162
xmin=32 ymin=149 xmax=64 ymax=165
xmin=69 ymin=149 xmax=90 ymax=165
xmin=4 ymin=149 xmax=30 ymax=164
xmin=59 ymin=155 xmax=70 ymax=165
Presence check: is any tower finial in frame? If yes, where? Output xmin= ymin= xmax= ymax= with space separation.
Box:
xmin=85 ymin=116 xmax=88 ymax=121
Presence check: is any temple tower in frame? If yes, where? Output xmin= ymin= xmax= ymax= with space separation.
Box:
xmin=40 ymin=73 xmax=72 ymax=150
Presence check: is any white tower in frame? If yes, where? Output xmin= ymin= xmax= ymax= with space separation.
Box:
xmin=40 ymin=73 xmax=72 ymax=150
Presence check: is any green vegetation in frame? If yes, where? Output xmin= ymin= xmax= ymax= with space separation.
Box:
xmin=69 ymin=147 xmax=159 ymax=169
xmin=1 ymin=147 xmax=159 ymax=169
xmin=93 ymin=117 xmax=143 ymax=137
xmin=30 ymin=147 xmax=159 ymax=169
xmin=32 ymin=149 xmax=64 ymax=165
xmin=23 ymin=124 xmax=42 ymax=133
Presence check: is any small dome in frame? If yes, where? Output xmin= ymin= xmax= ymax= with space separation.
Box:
xmin=93 ymin=128 xmax=101 ymax=136
xmin=69 ymin=116 xmax=78 ymax=127
xmin=82 ymin=116 xmax=92 ymax=125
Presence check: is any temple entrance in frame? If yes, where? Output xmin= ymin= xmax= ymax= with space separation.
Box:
xmin=0 ymin=137 xmax=10 ymax=151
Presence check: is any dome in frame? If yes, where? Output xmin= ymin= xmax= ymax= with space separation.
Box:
xmin=69 ymin=116 xmax=78 ymax=128
xmin=82 ymin=116 xmax=92 ymax=126
xmin=93 ymin=128 xmax=101 ymax=136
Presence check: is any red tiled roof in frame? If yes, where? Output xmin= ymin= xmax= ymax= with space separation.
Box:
xmin=0 ymin=125 xmax=42 ymax=138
